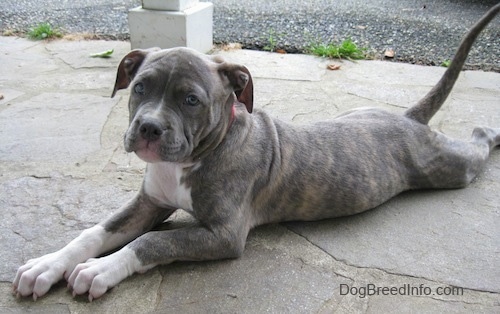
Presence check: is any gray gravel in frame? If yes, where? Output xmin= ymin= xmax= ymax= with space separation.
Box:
xmin=1 ymin=0 xmax=499 ymax=71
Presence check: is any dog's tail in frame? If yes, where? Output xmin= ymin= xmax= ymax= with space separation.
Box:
xmin=404 ymin=3 xmax=500 ymax=125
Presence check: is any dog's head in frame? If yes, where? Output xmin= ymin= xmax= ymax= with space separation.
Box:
xmin=111 ymin=47 xmax=253 ymax=163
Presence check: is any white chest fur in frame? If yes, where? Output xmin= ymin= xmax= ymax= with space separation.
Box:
xmin=143 ymin=162 xmax=196 ymax=211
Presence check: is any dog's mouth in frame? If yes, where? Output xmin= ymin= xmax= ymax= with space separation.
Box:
xmin=124 ymin=116 xmax=189 ymax=162
xmin=129 ymin=137 xmax=185 ymax=163
xmin=129 ymin=139 xmax=159 ymax=163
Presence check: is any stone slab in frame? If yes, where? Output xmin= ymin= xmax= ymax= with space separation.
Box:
xmin=0 ymin=270 xmax=162 ymax=313
xmin=155 ymin=224 xmax=343 ymax=313
xmin=0 ymin=89 xmax=24 ymax=106
xmin=218 ymin=49 xmax=328 ymax=81
xmin=0 ymin=304 xmax=71 ymax=314
xmin=45 ymin=40 xmax=131 ymax=69
xmin=0 ymin=40 xmax=59 ymax=84
xmin=0 ymin=92 xmax=118 ymax=163
xmin=0 ymin=175 xmax=136 ymax=281
xmin=286 ymin=183 xmax=500 ymax=293
xmin=0 ymin=37 xmax=499 ymax=312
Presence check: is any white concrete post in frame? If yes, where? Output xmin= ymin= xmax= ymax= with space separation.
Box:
xmin=128 ymin=0 xmax=213 ymax=52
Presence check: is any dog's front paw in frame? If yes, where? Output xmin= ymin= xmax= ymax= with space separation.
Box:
xmin=13 ymin=252 xmax=74 ymax=300
xmin=67 ymin=247 xmax=146 ymax=301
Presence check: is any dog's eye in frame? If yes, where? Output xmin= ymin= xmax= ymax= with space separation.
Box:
xmin=185 ymin=94 xmax=200 ymax=106
xmin=134 ymin=83 xmax=145 ymax=95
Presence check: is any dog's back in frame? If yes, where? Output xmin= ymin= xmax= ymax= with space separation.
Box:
xmin=208 ymin=3 xmax=500 ymax=224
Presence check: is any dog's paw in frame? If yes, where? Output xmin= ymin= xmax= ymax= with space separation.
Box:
xmin=67 ymin=247 xmax=145 ymax=301
xmin=13 ymin=252 xmax=73 ymax=300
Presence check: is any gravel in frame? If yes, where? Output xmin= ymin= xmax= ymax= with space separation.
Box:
xmin=1 ymin=0 xmax=499 ymax=71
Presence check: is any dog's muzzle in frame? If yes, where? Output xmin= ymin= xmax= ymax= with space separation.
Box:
xmin=139 ymin=121 xmax=163 ymax=142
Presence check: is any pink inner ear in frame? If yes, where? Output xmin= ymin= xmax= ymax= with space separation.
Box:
xmin=235 ymin=88 xmax=253 ymax=113
xmin=235 ymin=67 xmax=253 ymax=113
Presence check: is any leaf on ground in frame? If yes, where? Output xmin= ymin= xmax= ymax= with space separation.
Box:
xmin=327 ymin=64 xmax=341 ymax=71
xmin=276 ymin=49 xmax=287 ymax=54
xmin=384 ymin=49 xmax=395 ymax=58
xmin=90 ymin=49 xmax=114 ymax=58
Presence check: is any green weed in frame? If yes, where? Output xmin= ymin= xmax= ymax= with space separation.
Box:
xmin=309 ymin=38 xmax=367 ymax=60
xmin=441 ymin=59 xmax=451 ymax=67
xmin=28 ymin=23 xmax=62 ymax=40
xmin=263 ymin=29 xmax=278 ymax=52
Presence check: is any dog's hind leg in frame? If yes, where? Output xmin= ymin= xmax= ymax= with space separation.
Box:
xmin=472 ymin=127 xmax=500 ymax=153
xmin=462 ymin=127 xmax=500 ymax=184
xmin=415 ymin=127 xmax=500 ymax=189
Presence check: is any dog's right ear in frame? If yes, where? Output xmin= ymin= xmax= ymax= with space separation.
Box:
xmin=111 ymin=48 xmax=157 ymax=98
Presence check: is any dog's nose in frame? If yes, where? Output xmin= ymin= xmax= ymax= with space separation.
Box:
xmin=139 ymin=122 xmax=163 ymax=141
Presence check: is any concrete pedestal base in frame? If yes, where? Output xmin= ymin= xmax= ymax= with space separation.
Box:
xmin=128 ymin=2 xmax=213 ymax=52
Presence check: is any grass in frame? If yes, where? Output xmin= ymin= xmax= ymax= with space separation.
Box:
xmin=308 ymin=38 xmax=367 ymax=60
xmin=263 ymin=29 xmax=278 ymax=52
xmin=27 ymin=22 xmax=62 ymax=40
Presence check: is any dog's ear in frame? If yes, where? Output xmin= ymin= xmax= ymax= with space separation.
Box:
xmin=234 ymin=66 xmax=254 ymax=113
xmin=218 ymin=64 xmax=254 ymax=113
xmin=111 ymin=48 xmax=159 ymax=98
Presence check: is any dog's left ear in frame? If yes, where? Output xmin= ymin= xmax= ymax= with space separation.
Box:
xmin=219 ymin=64 xmax=254 ymax=113
xmin=111 ymin=48 xmax=159 ymax=98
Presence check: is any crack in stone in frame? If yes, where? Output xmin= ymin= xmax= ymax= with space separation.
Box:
xmin=283 ymin=225 xmax=498 ymax=295
xmin=99 ymin=100 xmax=120 ymax=148
xmin=166 ymin=293 xmax=240 ymax=309
xmin=12 ymin=230 xmax=29 ymax=243
xmin=292 ymin=110 xmax=325 ymax=121
xmin=316 ymin=289 xmax=344 ymax=314
xmin=346 ymin=91 xmax=408 ymax=109
xmin=255 ymin=76 xmax=319 ymax=83
xmin=46 ymin=46 xmax=76 ymax=71
xmin=28 ymin=174 xmax=52 ymax=179
xmin=52 ymin=203 xmax=93 ymax=230
xmin=11 ymin=230 xmax=28 ymax=263
xmin=154 ymin=271 xmax=166 ymax=311
xmin=295 ymin=256 xmax=355 ymax=283
xmin=428 ymin=295 xmax=494 ymax=306
xmin=260 ymin=101 xmax=273 ymax=109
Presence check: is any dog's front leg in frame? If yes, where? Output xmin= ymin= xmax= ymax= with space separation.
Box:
xmin=66 ymin=217 xmax=249 ymax=300
xmin=13 ymin=191 xmax=173 ymax=300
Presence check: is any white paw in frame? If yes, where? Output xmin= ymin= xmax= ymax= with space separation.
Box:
xmin=67 ymin=247 xmax=146 ymax=301
xmin=12 ymin=252 xmax=76 ymax=300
